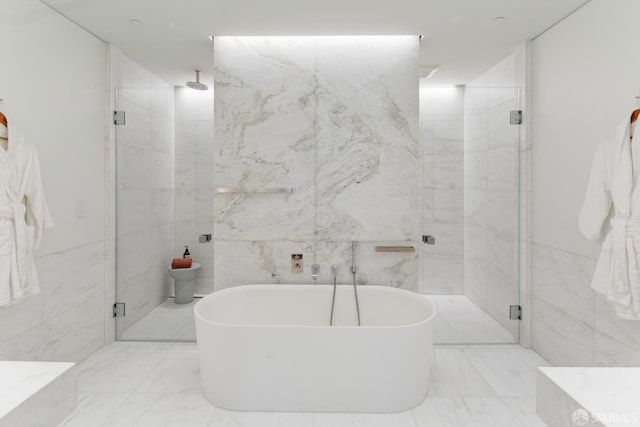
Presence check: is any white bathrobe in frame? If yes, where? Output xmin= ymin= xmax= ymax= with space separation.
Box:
xmin=0 ymin=125 xmax=53 ymax=307
xmin=579 ymin=116 xmax=640 ymax=320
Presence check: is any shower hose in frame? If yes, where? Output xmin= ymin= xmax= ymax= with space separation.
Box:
xmin=329 ymin=271 xmax=361 ymax=327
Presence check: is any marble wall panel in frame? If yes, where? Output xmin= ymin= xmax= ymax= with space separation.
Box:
xmin=116 ymin=230 xmax=150 ymax=284
xmin=213 ymin=240 xmax=316 ymax=290
xmin=421 ymin=121 xmax=465 ymax=155
xmin=41 ymin=242 xmax=105 ymax=322
xmin=213 ymin=36 xmax=419 ymax=288
xmin=175 ymin=153 xmax=195 ymax=189
xmin=0 ymin=294 xmax=43 ymax=354
xmin=213 ymin=239 xmax=419 ymax=292
xmin=119 ymin=144 xmax=150 ymax=190
xmin=531 ymin=296 xmax=595 ymax=367
xmin=0 ymin=325 xmax=45 ymax=361
xmin=150 ymin=190 xmax=175 ymax=227
xmin=148 ymin=151 xmax=175 ymax=190
xmin=464 ymin=261 xmax=488 ymax=311
xmin=487 ymin=146 xmax=518 ymax=191
xmin=424 ymin=153 xmax=465 ymax=190
xmin=421 ymin=87 xmax=465 ymax=296
xmin=487 ymin=190 xmax=518 ymax=284
xmin=41 ymin=294 xmax=105 ymax=362
xmin=532 ymin=244 xmax=595 ymax=328
xmin=531 ymin=242 xmax=640 ymax=366
xmin=0 ymin=241 xmax=106 ymax=362
xmin=463 ymin=151 xmax=488 ymax=190
xmin=423 ymin=189 xmax=464 ymax=224
xmin=173 ymin=89 xmax=215 ymax=300
xmin=422 ymin=253 xmax=464 ymax=295
xmin=116 ymin=190 xmax=150 ymax=234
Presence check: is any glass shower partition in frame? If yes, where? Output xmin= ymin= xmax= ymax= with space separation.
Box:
xmin=422 ymin=86 xmax=522 ymax=344
xmin=464 ymin=86 xmax=521 ymax=343
xmin=114 ymin=87 xmax=195 ymax=341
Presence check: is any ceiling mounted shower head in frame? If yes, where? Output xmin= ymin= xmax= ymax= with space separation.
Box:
xmin=186 ymin=70 xmax=208 ymax=91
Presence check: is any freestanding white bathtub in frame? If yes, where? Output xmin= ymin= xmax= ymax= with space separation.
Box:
xmin=194 ymin=284 xmax=435 ymax=413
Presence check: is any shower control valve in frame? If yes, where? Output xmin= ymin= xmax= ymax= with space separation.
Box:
xmin=291 ymin=254 xmax=303 ymax=273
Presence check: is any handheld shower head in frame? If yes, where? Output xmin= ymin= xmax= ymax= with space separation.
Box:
xmin=186 ymin=70 xmax=208 ymax=91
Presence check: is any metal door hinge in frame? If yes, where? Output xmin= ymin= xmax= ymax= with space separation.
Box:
xmin=509 ymin=305 xmax=522 ymax=320
xmin=113 ymin=111 xmax=126 ymax=125
xmin=113 ymin=302 xmax=126 ymax=317
xmin=510 ymin=110 xmax=522 ymax=125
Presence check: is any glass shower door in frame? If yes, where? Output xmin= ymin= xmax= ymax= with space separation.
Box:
xmin=114 ymin=87 xmax=194 ymax=341
xmin=463 ymin=86 xmax=522 ymax=344
xmin=421 ymin=85 xmax=522 ymax=344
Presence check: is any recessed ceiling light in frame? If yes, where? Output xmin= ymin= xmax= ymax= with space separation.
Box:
xmin=129 ymin=18 xmax=143 ymax=25
xmin=491 ymin=16 xmax=506 ymax=24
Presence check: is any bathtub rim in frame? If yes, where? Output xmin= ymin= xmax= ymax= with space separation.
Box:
xmin=194 ymin=284 xmax=436 ymax=330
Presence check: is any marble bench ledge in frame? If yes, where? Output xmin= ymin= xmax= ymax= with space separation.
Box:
xmin=0 ymin=361 xmax=77 ymax=427
xmin=536 ymin=367 xmax=640 ymax=427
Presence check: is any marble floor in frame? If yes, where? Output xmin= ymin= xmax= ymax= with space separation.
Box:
xmin=428 ymin=295 xmax=517 ymax=344
xmin=59 ymin=342 xmax=549 ymax=427
xmin=119 ymin=298 xmax=199 ymax=341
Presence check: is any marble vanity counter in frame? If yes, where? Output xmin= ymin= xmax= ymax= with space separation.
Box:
xmin=537 ymin=367 xmax=640 ymax=427
xmin=0 ymin=361 xmax=76 ymax=427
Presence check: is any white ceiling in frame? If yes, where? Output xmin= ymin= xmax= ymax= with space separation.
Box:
xmin=41 ymin=0 xmax=591 ymax=87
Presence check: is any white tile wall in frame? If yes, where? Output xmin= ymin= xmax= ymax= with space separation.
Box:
xmin=174 ymin=87 xmax=214 ymax=295
xmin=0 ymin=241 xmax=106 ymax=362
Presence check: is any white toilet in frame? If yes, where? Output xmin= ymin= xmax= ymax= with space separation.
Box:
xmin=168 ymin=263 xmax=201 ymax=304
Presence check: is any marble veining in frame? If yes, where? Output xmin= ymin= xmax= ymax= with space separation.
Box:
xmin=213 ymin=37 xmax=419 ymax=291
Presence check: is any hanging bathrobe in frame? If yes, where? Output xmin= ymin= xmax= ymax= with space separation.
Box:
xmin=0 ymin=125 xmax=53 ymax=307
xmin=579 ymin=116 xmax=640 ymax=320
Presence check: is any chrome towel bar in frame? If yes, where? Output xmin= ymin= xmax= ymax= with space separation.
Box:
xmin=375 ymin=246 xmax=415 ymax=253
xmin=216 ymin=187 xmax=294 ymax=194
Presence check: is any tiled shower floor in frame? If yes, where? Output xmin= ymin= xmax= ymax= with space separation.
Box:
xmin=59 ymin=342 xmax=548 ymax=427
